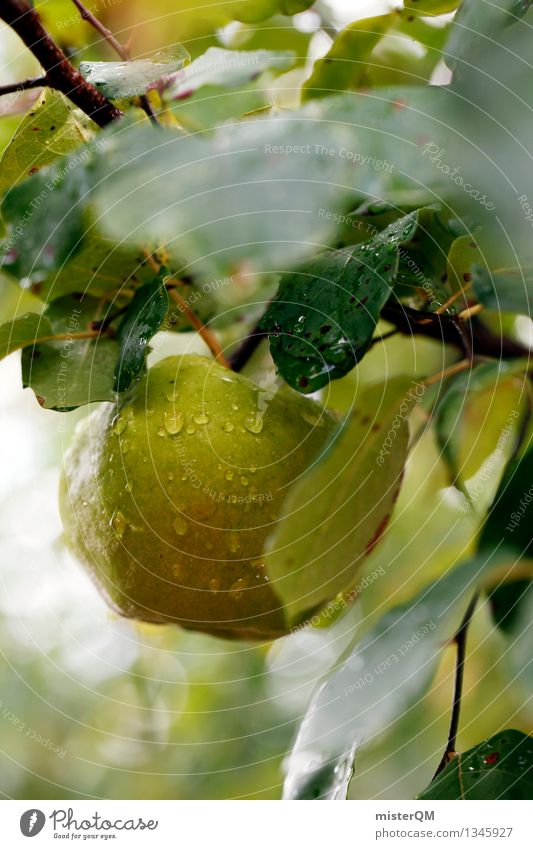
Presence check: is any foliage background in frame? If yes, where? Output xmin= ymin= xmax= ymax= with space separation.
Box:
xmin=0 ymin=0 xmax=531 ymax=799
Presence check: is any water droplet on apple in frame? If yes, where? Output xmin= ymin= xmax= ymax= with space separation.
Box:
xmin=240 ymin=476 xmax=248 ymax=486
xmin=164 ymin=410 xmax=184 ymax=434
xmin=112 ymin=413 xmax=128 ymax=435
xmin=193 ymin=411 xmax=210 ymax=425
xmin=244 ymin=413 xmax=263 ymax=434
xmin=228 ymin=532 xmax=241 ymax=553
xmin=230 ymin=577 xmax=247 ymax=600
xmin=225 ymin=470 xmax=234 ymax=481
xmin=111 ymin=510 xmax=127 ymax=539
xmin=186 ymin=424 xmax=196 ymax=435
xmin=224 ymin=422 xmax=234 ymax=433
xmin=209 ymin=577 xmax=220 ymax=592
xmin=173 ymin=515 xmax=188 ymax=536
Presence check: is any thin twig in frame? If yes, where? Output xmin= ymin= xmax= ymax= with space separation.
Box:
xmin=70 ymin=0 xmax=160 ymax=125
xmin=423 ymin=358 xmax=471 ymax=388
xmin=0 ymin=76 xmax=47 ymax=96
xmin=434 ymin=284 xmax=472 ymax=314
xmin=0 ymin=0 xmax=121 ymax=127
xmin=168 ymin=287 xmax=230 ymax=368
xmin=368 ymin=328 xmax=399 ymax=349
xmin=228 ymin=324 xmax=268 ymax=372
xmin=433 ymin=591 xmax=481 ymax=778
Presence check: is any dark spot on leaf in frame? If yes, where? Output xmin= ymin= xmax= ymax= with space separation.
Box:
xmin=463 ymin=272 xmax=472 ymax=282
xmin=298 ymin=376 xmax=309 ymax=388
xmin=320 ymin=325 xmax=332 ymax=334
xmin=484 ymin=752 xmax=500 ymax=765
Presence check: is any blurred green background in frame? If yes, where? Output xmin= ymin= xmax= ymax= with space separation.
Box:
xmin=0 ymin=0 xmax=531 ymax=800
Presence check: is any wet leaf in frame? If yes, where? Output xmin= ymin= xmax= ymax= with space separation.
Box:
xmin=2 ymin=87 xmax=461 ymax=283
xmin=445 ymin=0 xmax=532 ymax=79
xmin=261 ymin=213 xmax=418 ymax=392
xmin=0 ymin=89 xmax=93 ymax=194
xmin=113 ymin=271 xmax=169 ymax=392
xmin=285 ymin=745 xmax=357 ymax=800
xmin=21 ymin=295 xmax=119 ymax=410
xmin=446 ymin=233 xmax=484 ymax=308
xmin=471 ymin=265 xmax=533 ymax=315
xmin=79 ymin=48 xmax=189 ymax=99
xmin=434 ymin=362 xmax=529 ymax=509
xmin=282 ymin=553 xmax=506 ymax=800
xmin=0 ymin=312 xmax=51 ymax=360
xmin=165 ymin=47 xmax=294 ymax=100
xmin=418 ymin=730 xmax=533 ymax=799
xmin=479 ymin=442 xmax=533 ymax=559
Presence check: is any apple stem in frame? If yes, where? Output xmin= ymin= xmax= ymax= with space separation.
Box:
xmin=167 ymin=286 xmax=231 ymax=369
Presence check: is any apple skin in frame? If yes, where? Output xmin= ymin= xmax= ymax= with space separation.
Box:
xmin=60 ymin=355 xmax=337 ymax=640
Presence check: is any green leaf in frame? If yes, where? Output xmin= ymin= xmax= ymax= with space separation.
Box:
xmin=283 ymin=553 xmax=505 ymax=799
xmin=114 ymin=271 xmax=169 ymax=392
xmin=21 ymin=295 xmax=119 ymax=410
xmin=302 ymin=15 xmax=396 ymax=102
xmin=445 ymin=0 xmax=532 ymax=78
xmin=265 ymin=378 xmax=414 ymax=624
xmin=479 ymin=442 xmax=533 ymax=560
xmin=418 ymin=730 xmax=533 ymax=799
xmin=434 ymin=362 xmax=529 ymax=509
xmin=166 ymin=47 xmax=295 ymax=130
xmin=446 ymin=233 xmax=484 ymax=306
xmin=472 ymin=265 xmax=533 ymax=315
xmin=232 ymin=0 xmax=313 ymax=23
xmin=0 ymin=89 xmax=93 ymax=193
xmin=285 ymin=745 xmax=357 ymax=800
xmin=79 ymin=48 xmax=189 ymax=100
xmin=165 ymin=47 xmax=294 ymax=100
xmin=488 ymin=578 xmax=532 ymax=634
xmin=492 ymin=581 xmax=533 ymax=697
xmin=396 ymin=207 xmax=458 ymax=308
xmin=34 ymin=228 xmax=158 ymax=300
xmin=2 ymin=87 xmax=461 ymax=282
xmin=0 ymin=312 xmax=51 ymax=360
xmin=261 ymin=213 xmax=419 ymax=392
xmin=402 ymin=0 xmax=460 ymax=16
xmin=1 ymin=147 xmax=93 ymax=280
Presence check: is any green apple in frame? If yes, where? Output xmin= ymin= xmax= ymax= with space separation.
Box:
xmin=60 ymin=355 xmax=337 ymax=639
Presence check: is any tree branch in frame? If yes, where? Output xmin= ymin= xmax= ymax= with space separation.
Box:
xmin=381 ymin=300 xmax=530 ymax=360
xmin=433 ymin=591 xmax=480 ymax=778
xmin=0 ymin=76 xmax=47 ymax=97
xmin=228 ymin=322 xmax=268 ymax=372
xmin=0 ymin=0 xmax=122 ymax=127
xmin=228 ymin=297 xmax=531 ymax=374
